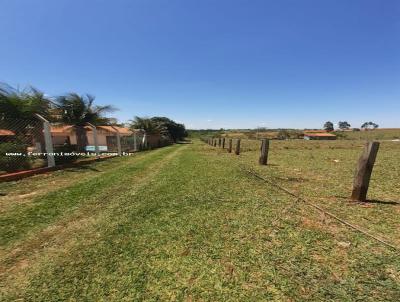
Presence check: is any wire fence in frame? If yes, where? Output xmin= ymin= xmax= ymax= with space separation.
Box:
xmin=0 ymin=117 xmax=48 ymax=173
xmin=1 ymin=117 xmax=173 ymax=175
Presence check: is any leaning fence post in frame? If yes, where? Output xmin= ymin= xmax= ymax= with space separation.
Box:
xmin=351 ymin=141 xmax=380 ymax=201
xmin=259 ymin=139 xmax=269 ymax=165
xmin=235 ymin=139 xmax=241 ymax=155
xmin=222 ymin=138 xmax=225 ymax=149
xmin=35 ymin=114 xmax=55 ymax=167
xmin=228 ymin=139 xmax=232 ymax=153
xmin=111 ymin=126 xmax=122 ymax=156
xmin=87 ymin=123 xmax=100 ymax=157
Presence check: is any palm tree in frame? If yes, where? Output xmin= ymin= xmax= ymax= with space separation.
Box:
xmin=56 ymin=93 xmax=115 ymax=152
xmin=130 ymin=116 xmax=167 ymax=135
xmin=0 ymin=83 xmax=52 ymax=151
xmin=0 ymin=83 xmax=51 ymax=122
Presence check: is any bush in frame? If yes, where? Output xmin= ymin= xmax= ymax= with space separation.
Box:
xmin=0 ymin=141 xmax=31 ymax=172
xmin=53 ymin=144 xmax=80 ymax=165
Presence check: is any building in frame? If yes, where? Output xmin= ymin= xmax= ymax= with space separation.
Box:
xmin=0 ymin=129 xmax=15 ymax=142
xmin=50 ymin=125 xmax=142 ymax=151
xmin=304 ymin=132 xmax=337 ymax=140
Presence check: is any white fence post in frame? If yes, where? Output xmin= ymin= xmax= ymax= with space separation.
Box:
xmin=142 ymin=133 xmax=147 ymax=149
xmin=133 ymin=131 xmax=137 ymax=152
xmin=35 ymin=114 xmax=55 ymax=168
xmin=112 ymin=126 xmax=122 ymax=156
xmin=87 ymin=123 xmax=99 ymax=157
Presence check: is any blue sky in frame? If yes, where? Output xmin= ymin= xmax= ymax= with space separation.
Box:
xmin=1 ymin=0 xmax=399 ymax=129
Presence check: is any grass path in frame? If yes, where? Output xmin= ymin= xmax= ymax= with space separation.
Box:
xmin=1 ymin=142 xmax=399 ymax=301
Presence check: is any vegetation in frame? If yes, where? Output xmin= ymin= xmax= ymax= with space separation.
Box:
xmin=0 ymin=83 xmax=51 ymax=122
xmin=0 ymin=141 xmax=31 ymax=172
xmin=1 ymin=140 xmax=399 ymax=301
xmin=324 ymin=121 xmax=334 ymax=132
xmin=56 ymin=93 xmax=115 ymax=152
xmin=130 ymin=116 xmax=187 ymax=142
xmin=361 ymin=121 xmax=379 ymax=129
xmin=338 ymin=121 xmax=351 ymax=130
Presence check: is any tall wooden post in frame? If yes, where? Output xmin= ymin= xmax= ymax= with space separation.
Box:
xmin=351 ymin=141 xmax=380 ymax=201
xmin=259 ymin=139 xmax=269 ymax=165
xmin=218 ymin=138 xmax=221 ymax=147
xmin=228 ymin=139 xmax=232 ymax=153
xmin=222 ymin=138 xmax=225 ymax=149
xmin=235 ymin=139 xmax=241 ymax=155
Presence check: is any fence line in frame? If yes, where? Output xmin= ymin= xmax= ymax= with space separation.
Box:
xmin=202 ymin=136 xmax=381 ymax=203
xmin=1 ymin=117 xmax=173 ymax=174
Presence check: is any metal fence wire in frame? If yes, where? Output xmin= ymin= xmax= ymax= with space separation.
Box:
xmin=0 ymin=117 xmax=49 ymax=173
xmin=1 ymin=118 xmax=175 ymax=174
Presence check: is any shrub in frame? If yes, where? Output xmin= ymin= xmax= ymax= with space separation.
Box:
xmin=0 ymin=141 xmax=31 ymax=172
xmin=53 ymin=144 xmax=80 ymax=165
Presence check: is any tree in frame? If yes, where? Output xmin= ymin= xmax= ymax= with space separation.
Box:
xmin=151 ymin=117 xmax=187 ymax=142
xmin=338 ymin=121 xmax=351 ymax=130
xmin=0 ymin=83 xmax=52 ymax=152
xmin=56 ymin=93 xmax=115 ymax=151
xmin=130 ymin=116 xmax=187 ymax=142
xmin=0 ymin=83 xmax=52 ymax=125
xmin=361 ymin=121 xmax=379 ymax=130
xmin=130 ymin=116 xmax=167 ymax=135
xmin=323 ymin=121 xmax=334 ymax=132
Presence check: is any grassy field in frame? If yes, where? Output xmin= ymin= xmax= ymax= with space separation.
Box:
xmin=1 ymin=140 xmax=399 ymax=301
xmin=197 ymin=128 xmax=400 ymax=140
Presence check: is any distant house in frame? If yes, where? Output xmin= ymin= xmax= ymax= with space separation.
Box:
xmin=304 ymin=132 xmax=337 ymax=140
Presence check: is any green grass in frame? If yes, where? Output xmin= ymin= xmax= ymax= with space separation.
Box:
xmin=1 ymin=141 xmax=399 ymax=301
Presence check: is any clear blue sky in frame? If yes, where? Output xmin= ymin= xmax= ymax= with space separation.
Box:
xmin=1 ymin=0 xmax=399 ymax=129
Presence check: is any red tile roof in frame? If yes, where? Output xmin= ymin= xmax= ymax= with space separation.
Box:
xmin=304 ymin=133 xmax=336 ymax=137
xmin=0 ymin=129 xmax=15 ymax=136
xmin=50 ymin=125 xmax=136 ymax=135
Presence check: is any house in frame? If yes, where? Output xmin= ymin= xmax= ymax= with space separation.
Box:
xmin=0 ymin=129 xmax=15 ymax=142
xmin=50 ymin=125 xmax=143 ymax=151
xmin=304 ymin=132 xmax=337 ymax=140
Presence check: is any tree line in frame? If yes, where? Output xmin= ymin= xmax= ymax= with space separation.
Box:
xmin=323 ymin=121 xmax=379 ymax=132
xmin=0 ymin=83 xmax=187 ymax=171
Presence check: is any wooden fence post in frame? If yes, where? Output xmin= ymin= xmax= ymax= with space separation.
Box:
xmin=218 ymin=138 xmax=221 ymax=147
xmin=351 ymin=141 xmax=380 ymax=201
xmin=235 ymin=139 xmax=241 ymax=155
xmin=222 ymin=138 xmax=225 ymax=149
xmin=228 ymin=139 xmax=232 ymax=153
xmin=259 ymin=139 xmax=269 ymax=165
xmin=213 ymin=139 xmax=217 ymax=147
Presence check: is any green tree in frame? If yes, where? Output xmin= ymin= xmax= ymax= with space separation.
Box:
xmin=323 ymin=121 xmax=334 ymax=132
xmin=151 ymin=117 xmax=187 ymax=142
xmin=56 ymin=93 xmax=115 ymax=152
xmin=361 ymin=121 xmax=379 ymax=130
xmin=338 ymin=121 xmax=351 ymax=130
xmin=0 ymin=83 xmax=52 ymax=152
xmin=130 ymin=116 xmax=167 ymax=135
